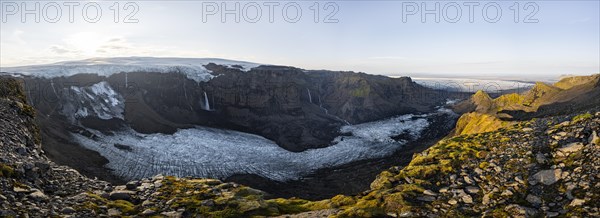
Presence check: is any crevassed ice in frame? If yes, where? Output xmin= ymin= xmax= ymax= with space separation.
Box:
xmin=61 ymin=81 xmax=124 ymax=121
xmin=0 ymin=57 xmax=261 ymax=82
xmin=340 ymin=114 xmax=426 ymax=143
xmin=71 ymin=113 xmax=435 ymax=181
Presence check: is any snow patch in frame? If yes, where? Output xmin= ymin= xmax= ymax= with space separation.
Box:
xmin=61 ymin=81 xmax=124 ymax=121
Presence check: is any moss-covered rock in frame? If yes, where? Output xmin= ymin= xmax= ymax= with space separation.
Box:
xmin=0 ymin=164 xmax=14 ymax=178
xmin=454 ymin=112 xmax=513 ymax=135
xmin=0 ymin=78 xmax=27 ymax=103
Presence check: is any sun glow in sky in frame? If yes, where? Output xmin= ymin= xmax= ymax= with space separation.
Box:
xmin=0 ymin=1 xmax=598 ymax=80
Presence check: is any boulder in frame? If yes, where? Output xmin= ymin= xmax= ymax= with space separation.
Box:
xmin=28 ymin=190 xmax=48 ymax=201
xmin=464 ymin=176 xmax=474 ymax=185
xmin=109 ymin=190 xmax=136 ymax=201
xmin=141 ymin=209 xmax=156 ymax=216
xmin=530 ymin=169 xmax=562 ymax=185
xmin=448 ymin=199 xmax=458 ymax=205
xmin=107 ymin=208 xmax=121 ymax=216
xmin=161 ymin=211 xmax=183 ymax=218
xmin=136 ymin=182 xmax=153 ymax=192
xmin=465 ymin=186 xmax=479 ymax=194
xmin=417 ymin=196 xmax=436 ymax=202
xmin=13 ymin=187 xmax=30 ymax=193
xmin=501 ymin=189 xmax=513 ymax=196
xmin=461 ymin=194 xmax=473 ymax=204
xmin=423 ymin=190 xmax=437 ymax=196
xmin=557 ymin=142 xmax=584 ymax=155
xmin=569 ymin=198 xmax=585 ymax=207
xmin=61 ymin=207 xmax=75 ymax=214
xmin=125 ymin=181 xmax=139 ymax=190
xmin=536 ymin=153 xmax=547 ymax=164
xmin=590 ymin=131 xmax=599 ymax=146
xmin=482 ymin=193 xmax=492 ymax=205
xmin=526 ymin=194 xmax=542 ymax=205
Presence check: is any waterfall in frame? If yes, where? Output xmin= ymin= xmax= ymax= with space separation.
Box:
xmin=318 ymin=95 xmax=328 ymax=114
xmin=183 ymin=82 xmax=193 ymax=110
xmin=27 ymin=88 xmax=34 ymax=107
xmin=202 ymin=91 xmax=211 ymax=111
xmin=307 ymin=88 xmax=312 ymax=103
xmin=125 ymin=72 xmax=128 ymax=88
xmin=316 ymin=93 xmax=350 ymax=125
xmin=50 ymin=79 xmax=57 ymax=95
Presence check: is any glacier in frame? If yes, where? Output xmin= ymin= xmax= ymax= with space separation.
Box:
xmin=0 ymin=57 xmax=261 ymax=82
xmin=70 ymin=110 xmax=452 ymax=182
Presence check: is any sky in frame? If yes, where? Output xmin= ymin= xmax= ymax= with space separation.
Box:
xmin=0 ymin=0 xmax=598 ymax=80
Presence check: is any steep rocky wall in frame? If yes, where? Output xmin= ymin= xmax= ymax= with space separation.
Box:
xmin=21 ymin=65 xmax=452 ymax=152
xmin=0 ymin=77 xmax=111 ymax=216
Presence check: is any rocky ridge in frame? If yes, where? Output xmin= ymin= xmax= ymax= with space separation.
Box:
xmin=1 ymin=78 xmax=110 ymax=217
xmin=331 ymin=110 xmax=600 ymax=217
xmin=452 ymin=74 xmax=600 ymax=136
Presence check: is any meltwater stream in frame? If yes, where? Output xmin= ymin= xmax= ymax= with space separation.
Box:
xmin=71 ymin=111 xmax=451 ymax=182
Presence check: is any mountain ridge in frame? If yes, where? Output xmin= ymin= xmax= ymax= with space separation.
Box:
xmin=452 ymin=74 xmax=600 ymax=136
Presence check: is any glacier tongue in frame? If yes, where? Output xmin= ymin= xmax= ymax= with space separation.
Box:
xmin=1 ymin=57 xmax=261 ymax=82
xmin=71 ymin=112 xmax=442 ymax=182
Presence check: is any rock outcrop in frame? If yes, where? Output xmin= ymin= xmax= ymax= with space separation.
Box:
xmin=1 ymin=78 xmax=110 ymax=217
xmin=452 ymin=74 xmax=600 ymax=136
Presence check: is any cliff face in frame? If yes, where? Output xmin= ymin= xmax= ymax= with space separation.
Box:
xmin=21 ymin=64 xmax=450 ymax=152
xmin=4 ymin=62 xmax=460 ymax=198
xmin=0 ymin=77 xmax=317 ymax=217
xmin=0 ymin=77 xmax=111 ymax=217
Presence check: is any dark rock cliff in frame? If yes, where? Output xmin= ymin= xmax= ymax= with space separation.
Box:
xmin=0 ymin=77 xmax=110 ymax=217
xmin=20 ymin=64 xmax=451 ymax=152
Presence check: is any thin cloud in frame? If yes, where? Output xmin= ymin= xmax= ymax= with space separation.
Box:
xmin=49 ymin=45 xmax=80 ymax=55
xmin=367 ymin=56 xmax=409 ymax=60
